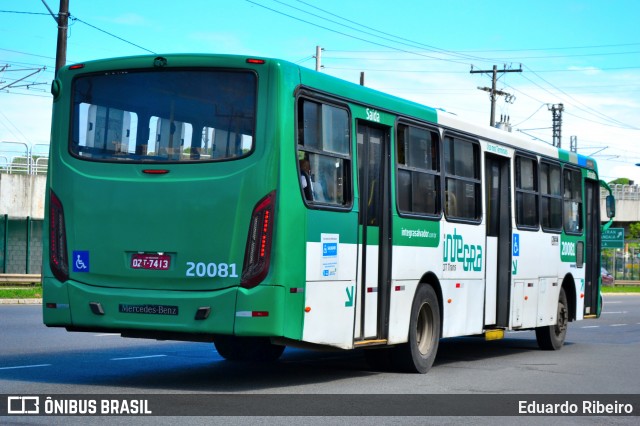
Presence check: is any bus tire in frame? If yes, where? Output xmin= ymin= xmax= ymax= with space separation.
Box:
xmin=394 ymin=284 xmax=440 ymax=373
xmin=214 ymin=336 xmax=285 ymax=362
xmin=535 ymin=288 xmax=568 ymax=350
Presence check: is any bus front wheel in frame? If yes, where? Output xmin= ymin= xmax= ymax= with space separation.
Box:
xmin=214 ymin=336 xmax=285 ymax=362
xmin=535 ymin=288 xmax=568 ymax=350
xmin=394 ymin=284 xmax=441 ymax=373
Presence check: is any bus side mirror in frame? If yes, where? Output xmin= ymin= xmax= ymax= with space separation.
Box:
xmin=606 ymin=195 xmax=615 ymax=218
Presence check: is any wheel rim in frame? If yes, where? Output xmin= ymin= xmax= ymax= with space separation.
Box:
xmin=416 ymin=302 xmax=434 ymax=355
xmin=554 ymin=300 xmax=568 ymax=337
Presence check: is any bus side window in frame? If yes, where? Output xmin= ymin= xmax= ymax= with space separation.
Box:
xmin=515 ymin=154 xmax=539 ymax=229
xmin=443 ymin=135 xmax=481 ymax=221
xmin=540 ymin=161 xmax=562 ymax=232
xmin=296 ymin=98 xmax=351 ymax=207
xmin=445 ymin=191 xmax=457 ymax=217
xmin=396 ymin=123 xmax=440 ymax=217
xmin=563 ymin=167 xmax=583 ymax=234
xmin=299 ymin=157 xmax=313 ymax=201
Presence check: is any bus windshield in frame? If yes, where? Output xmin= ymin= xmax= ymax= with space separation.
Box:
xmin=70 ymin=69 xmax=256 ymax=163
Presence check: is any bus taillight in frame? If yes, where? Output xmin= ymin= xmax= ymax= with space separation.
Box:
xmin=241 ymin=191 xmax=276 ymax=288
xmin=49 ymin=190 xmax=69 ymax=282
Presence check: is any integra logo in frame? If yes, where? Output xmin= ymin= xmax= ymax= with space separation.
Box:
xmin=442 ymin=229 xmax=483 ymax=272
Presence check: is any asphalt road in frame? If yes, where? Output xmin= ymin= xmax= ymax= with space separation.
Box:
xmin=0 ymin=294 xmax=639 ymax=424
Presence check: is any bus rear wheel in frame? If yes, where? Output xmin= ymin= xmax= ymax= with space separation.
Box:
xmin=394 ymin=284 xmax=441 ymax=373
xmin=536 ymin=288 xmax=568 ymax=350
xmin=214 ymin=336 xmax=285 ymax=362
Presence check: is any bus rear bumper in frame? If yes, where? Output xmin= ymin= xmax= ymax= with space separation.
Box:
xmin=234 ymin=285 xmax=285 ymax=336
xmin=42 ymin=279 xmax=286 ymax=339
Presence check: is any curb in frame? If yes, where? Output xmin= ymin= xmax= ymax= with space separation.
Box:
xmin=0 ymin=298 xmax=42 ymax=305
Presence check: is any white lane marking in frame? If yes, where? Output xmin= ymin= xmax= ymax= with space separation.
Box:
xmin=110 ymin=355 xmax=167 ymax=361
xmin=604 ymin=301 xmax=622 ymax=304
xmin=0 ymin=364 xmax=51 ymax=371
xmin=602 ymin=311 xmax=627 ymax=314
xmin=611 ymin=324 xmax=627 ymax=327
xmin=94 ymin=333 xmax=119 ymax=337
xmin=581 ymin=326 xmax=600 ymax=329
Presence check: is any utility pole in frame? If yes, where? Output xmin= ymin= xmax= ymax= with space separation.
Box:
xmin=548 ymin=103 xmax=564 ymax=148
xmin=570 ymin=135 xmax=577 ymax=153
xmin=470 ymin=64 xmax=522 ymax=126
xmin=41 ymin=0 xmax=69 ymax=75
xmin=360 ymin=71 xmax=365 ymax=86
xmin=314 ymin=45 xmax=323 ymax=72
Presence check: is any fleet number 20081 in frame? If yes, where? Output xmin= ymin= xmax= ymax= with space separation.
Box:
xmin=185 ymin=262 xmax=238 ymax=278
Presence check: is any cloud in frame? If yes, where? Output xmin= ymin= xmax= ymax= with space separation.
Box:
xmin=110 ymin=13 xmax=151 ymax=26
xmin=567 ymin=65 xmax=602 ymax=75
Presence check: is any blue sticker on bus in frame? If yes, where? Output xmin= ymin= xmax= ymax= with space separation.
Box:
xmin=73 ymin=250 xmax=90 ymax=272
xmin=512 ymin=234 xmax=520 ymax=257
xmin=323 ymin=242 xmax=338 ymax=257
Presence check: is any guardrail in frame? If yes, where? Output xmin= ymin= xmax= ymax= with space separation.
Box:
xmin=614 ymin=280 xmax=640 ymax=287
xmin=602 ymin=184 xmax=640 ymax=201
xmin=0 ymin=274 xmax=41 ymax=285
xmin=0 ymin=142 xmax=49 ymax=175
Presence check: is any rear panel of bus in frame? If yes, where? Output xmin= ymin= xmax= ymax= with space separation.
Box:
xmin=42 ymin=55 xmax=306 ymax=341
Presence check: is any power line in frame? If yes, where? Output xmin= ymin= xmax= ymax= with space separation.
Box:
xmin=502 ymin=78 xmax=639 ymax=131
xmin=522 ymin=64 xmax=639 ymax=130
xmin=256 ymin=0 xmax=639 ymax=134
xmin=328 ymin=42 xmax=640 ymax=54
xmin=290 ymin=0 xmax=488 ymax=63
xmin=324 ymin=50 xmax=640 ymax=61
xmin=512 ymin=103 xmax=548 ymax=127
xmin=322 ymin=62 xmax=640 ymax=74
xmin=0 ymin=47 xmax=56 ymax=61
xmin=0 ymin=10 xmax=49 ymax=16
xmin=69 ymin=15 xmax=155 ymax=55
xmin=294 ymin=55 xmax=314 ymax=64
xmin=322 ymin=66 xmax=469 ymax=73
xmin=245 ymin=0 xmax=474 ymax=65
xmin=0 ymin=66 xmax=46 ymax=91
xmin=0 ymin=90 xmax=50 ymax=98
xmin=0 ymin=109 xmax=30 ymax=143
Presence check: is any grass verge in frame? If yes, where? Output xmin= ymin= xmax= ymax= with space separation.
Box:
xmin=0 ymin=285 xmax=42 ymax=299
xmin=601 ymin=285 xmax=640 ymax=293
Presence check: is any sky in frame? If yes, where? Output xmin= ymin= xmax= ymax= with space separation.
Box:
xmin=0 ymin=0 xmax=639 ymax=183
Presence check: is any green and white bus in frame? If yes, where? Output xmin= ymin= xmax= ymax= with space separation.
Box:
xmin=43 ymin=54 xmax=615 ymax=373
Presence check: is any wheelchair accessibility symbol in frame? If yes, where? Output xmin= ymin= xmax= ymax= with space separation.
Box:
xmin=512 ymin=234 xmax=520 ymax=257
xmin=72 ymin=250 xmax=90 ymax=272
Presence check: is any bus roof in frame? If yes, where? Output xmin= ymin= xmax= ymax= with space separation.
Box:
xmin=60 ymin=53 xmax=599 ymax=174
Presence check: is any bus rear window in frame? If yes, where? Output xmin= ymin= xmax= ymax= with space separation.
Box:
xmin=71 ymin=70 xmax=256 ymax=162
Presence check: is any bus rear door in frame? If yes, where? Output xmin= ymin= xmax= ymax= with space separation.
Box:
xmin=355 ymin=121 xmax=392 ymax=342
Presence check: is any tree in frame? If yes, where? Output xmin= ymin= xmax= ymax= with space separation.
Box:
xmin=609 ymin=177 xmax=631 ymax=185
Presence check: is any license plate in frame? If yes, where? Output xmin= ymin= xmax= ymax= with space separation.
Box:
xmin=131 ymin=253 xmax=171 ymax=270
